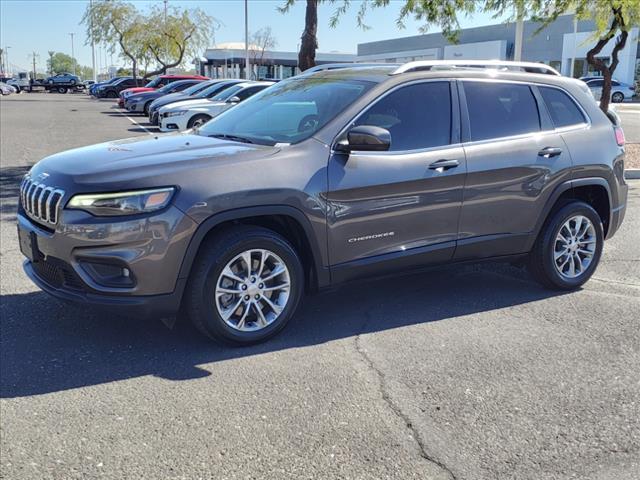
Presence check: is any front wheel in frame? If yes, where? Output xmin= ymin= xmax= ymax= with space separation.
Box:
xmin=611 ymin=92 xmax=624 ymax=103
xmin=57 ymin=87 xmax=68 ymax=94
xmin=528 ymin=201 xmax=603 ymax=290
xmin=106 ymin=91 xmax=118 ymax=98
xmin=186 ymin=226 xmax=304 ymax=345
xmin=188 ymin=114 xmax=211 ymax=129
xmin=69 ymin=79 xmax=76 ymax=85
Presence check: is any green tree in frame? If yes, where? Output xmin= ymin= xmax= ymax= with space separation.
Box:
xmin=141 ymin=5 xmax=216 ymax=78
xmin=82 ymin=0 xmax=148 ymax=80
xmin=280 ymin=0 xmax=639 ymax=111
xmin=47 ymin=52 xmax=76 ymax=75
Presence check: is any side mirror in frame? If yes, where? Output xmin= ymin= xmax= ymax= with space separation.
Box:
xmin=227 ymin=96 xmax=241 ymax=103
xmin=336 ymin=125 xmax=391 ymax=152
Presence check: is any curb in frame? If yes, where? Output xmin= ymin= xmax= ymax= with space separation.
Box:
xmin=625 ymin=169 xmax=640 ymax=179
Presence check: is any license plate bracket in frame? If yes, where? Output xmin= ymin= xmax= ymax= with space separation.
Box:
xmin=18 ymin=226 xmax=43 ymax=263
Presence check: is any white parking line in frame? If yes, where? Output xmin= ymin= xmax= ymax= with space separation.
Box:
xmin=123 ymin=112 xmax=154 ymax=136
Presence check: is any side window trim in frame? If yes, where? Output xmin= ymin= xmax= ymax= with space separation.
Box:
xmin=531 ymin=86 xmax=554 ymax=131
xmin=331 ymin=79 xmax=460 ymax=154
xmin=459 ymin=79 xmax=543 ymax=145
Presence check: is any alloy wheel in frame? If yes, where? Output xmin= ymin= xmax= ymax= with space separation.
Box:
xmin=553 ymin=215 xmax=597 ymax=279
xmin=214 ymin=249 xmax=291 ymax=332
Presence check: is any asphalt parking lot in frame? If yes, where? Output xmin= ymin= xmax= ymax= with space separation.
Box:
xmin=1 ymin=93 xmax=639 ymax=480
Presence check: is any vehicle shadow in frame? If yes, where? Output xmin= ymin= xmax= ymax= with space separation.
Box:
xmin=1 ymin=262 xmax=566 ymax=398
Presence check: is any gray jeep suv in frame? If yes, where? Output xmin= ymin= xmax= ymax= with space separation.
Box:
xmin=17 ymin=62 xmax=628 ymax=345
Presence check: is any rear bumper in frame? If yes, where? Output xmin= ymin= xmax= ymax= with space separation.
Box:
xmin=24 ymin=260 xmax=185 ymax=318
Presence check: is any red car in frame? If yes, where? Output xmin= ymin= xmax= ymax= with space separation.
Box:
xmin=118 ymin=74 xmax=208 ymax=107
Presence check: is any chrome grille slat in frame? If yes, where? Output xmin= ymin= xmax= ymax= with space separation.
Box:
xmin=19 ymin=176 xmax=65 ymax=226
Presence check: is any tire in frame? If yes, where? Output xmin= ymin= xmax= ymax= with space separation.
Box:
xmin=70 ymin=79 xmax=76 ymax=85
xmin=143 ymin=101 xmax=152 ymax=116
xmin=186 ymin=226 xmax=304 ymax=345
xmin=57 ymin=87 xmax=68 ymax=94
xmin=106 ymin=90 xmax=118 ymax=98
xmin=528 ymin=201 xmax=603 ymax=290
xmin=188 ymin=114 xmax=211 ymax=129
xmin=611 ymin=92 xmax=624 ymax=103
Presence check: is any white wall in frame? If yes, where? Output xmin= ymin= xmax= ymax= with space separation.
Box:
xmin=443 ymin=40 xmax=507 ymax=60
xmin=357 ymin=47 xmax=441 ymax=63
xmin=562 ymin=28 xmax=639 ymax=83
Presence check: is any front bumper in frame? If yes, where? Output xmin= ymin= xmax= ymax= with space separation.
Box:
xmin=125 ymin=101 xmax=145 ymax=113
xmin=160 ymin=114 xmax=188 ymax=132
xmin=17 ymin=206 xmax=197 ymax=317
xmin=24 ymin=260 xmax=186 ymax=318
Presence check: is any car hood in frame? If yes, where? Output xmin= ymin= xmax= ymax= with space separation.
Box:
xmin=29 ymin=132 xmax=279 ymax=192
xmin=159 ymin=98 xmax=214 ymax=112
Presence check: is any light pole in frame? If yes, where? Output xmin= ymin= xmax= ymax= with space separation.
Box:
xmin=5 ymin=46 xmax=11 ymax=76
xmin=68 ymin=32 xmax=76 ymax=75
xmin=244 ymin=0 xmax=250 ymax=80
xmin=90 ymin=0 xmax=97 ymax=82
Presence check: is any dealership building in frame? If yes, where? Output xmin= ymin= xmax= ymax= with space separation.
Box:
xmin=197 ymin=42 xmax=355 ymax=80
xmin=356 ymin=14 xmax=639 ymax=84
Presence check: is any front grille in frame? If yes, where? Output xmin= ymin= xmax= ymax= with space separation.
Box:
xmin=32 ymin=257 xmax=84 ymax=291
xmin=20 ymin=176 xmax=65 ymax=225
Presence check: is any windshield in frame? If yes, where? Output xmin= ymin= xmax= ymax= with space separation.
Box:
xmin=196 ymin=82 xmax=238 ymax=98
xmin=145 ymin=77 xmax=164 ymax=88
xmin=210 ymin=84 xmax=244 ymax=101
xmin=198 ymin=78 xmax=375 ymax=145
xmin=157 ymin=83 xmax=177 ymax=93
xmin=183 ymin=81 xmax=212 ymax=95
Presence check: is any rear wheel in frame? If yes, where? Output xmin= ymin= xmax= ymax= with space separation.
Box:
xmin=188 ymin=114 xmax=211 ymax=129
xmin=528 ymin=201 xmax=603 ymax=290
xmin=611 ymin=92 xmax=624 ymax=103
xmin=69 ymin=79 xmax=76 ymax=85
xmin=57 ymin=87 xmax=68 ymax=94
xmin=106 ymin=90 xmax=118 ymax=98
xmin=186 ymin=226 xmax=304 ymax=345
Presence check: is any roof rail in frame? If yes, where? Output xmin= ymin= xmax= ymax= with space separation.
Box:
xmin=392 ymin=60 xmax=561 ymax=76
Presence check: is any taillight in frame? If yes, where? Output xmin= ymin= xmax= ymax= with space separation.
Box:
xmin=614 ymin=126 xmax=625 ymax=146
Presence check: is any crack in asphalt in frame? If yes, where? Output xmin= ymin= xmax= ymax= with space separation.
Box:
xmin=354 ymin=311 xmax=458 ymax=480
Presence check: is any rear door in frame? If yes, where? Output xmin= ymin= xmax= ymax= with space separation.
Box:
xmin=326 ymin=80 xmax=466 ymax=276
xmin=455 ymin=80 xmax=572 ymax=259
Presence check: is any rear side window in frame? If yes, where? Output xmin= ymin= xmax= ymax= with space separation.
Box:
xmin=539 ymin=87 xmax=586 ymax=128
xmin=236 ymin=86 xmax=266 ymax=101
xmin=464 ymin=82 xmax=540 ymax=141
xmin=353 ymin=81 xmax=451 ymax=151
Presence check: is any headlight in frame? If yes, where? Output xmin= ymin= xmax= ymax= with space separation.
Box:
xmin=67 ymin=187 xmax=175 ymax=216
xmin=165 ymin=110 xmax=186 ymax=117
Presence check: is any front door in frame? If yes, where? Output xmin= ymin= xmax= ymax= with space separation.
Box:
xmin=326 ymin=81 xmax=466 ymax=280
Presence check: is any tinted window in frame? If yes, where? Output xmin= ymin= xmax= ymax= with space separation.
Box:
xmin=587 ymin=79 xmax=603 ymax=87
xmin=539 ymin=87 xmax=586 ymax=128
xmin=353 ymin=82 xmax=451 ymax=151
xmin=236 ymin=86 xmax=266 ymax=101
xmin=465 ymin=82 xmax=540 ymax=141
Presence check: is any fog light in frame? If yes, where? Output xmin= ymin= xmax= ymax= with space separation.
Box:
xmin=79 ymin=260 xmax=135 ymax=288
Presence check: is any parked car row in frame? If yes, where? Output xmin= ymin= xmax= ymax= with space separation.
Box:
xmin=89 ymin=73 xmax=277 ymax=133
xmin=0 ymin=82 xmax=18 ymax=95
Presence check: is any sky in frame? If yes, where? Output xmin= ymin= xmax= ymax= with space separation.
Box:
xmin=0 ymin=0 xmax=508 ymax=74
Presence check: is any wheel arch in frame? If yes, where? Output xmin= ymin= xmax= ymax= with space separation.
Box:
xmin=529 ymin=177 xmax=612 ymax=250
xmin=177 ymin=206 xmax=329 ymax=294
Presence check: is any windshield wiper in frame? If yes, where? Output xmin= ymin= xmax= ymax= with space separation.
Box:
xmin=208 ymin=133 xmax=255 ymax=144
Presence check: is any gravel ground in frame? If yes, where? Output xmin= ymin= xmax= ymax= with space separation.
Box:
xmin=625 ymin=143 xmax=640 ymax=169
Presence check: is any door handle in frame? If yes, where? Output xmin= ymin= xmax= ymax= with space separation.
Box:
xmin=538 ymin=147 xmax=563 ymax=158
xmin=428 ymin=159 xmax=460 ymax=171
